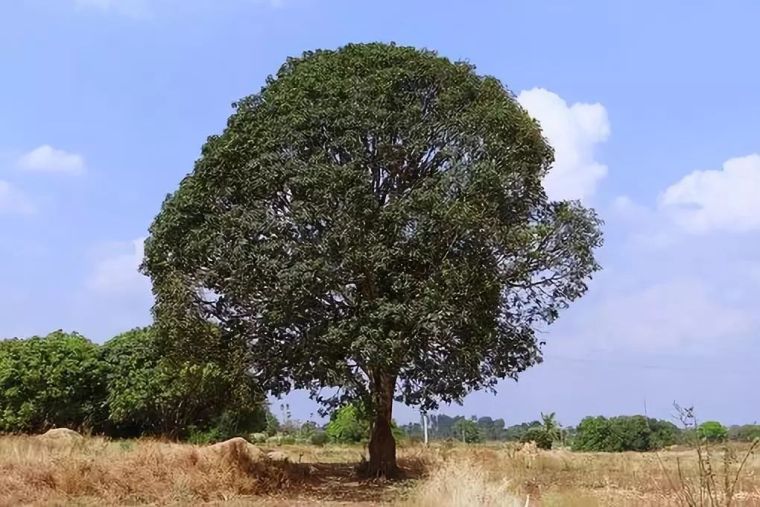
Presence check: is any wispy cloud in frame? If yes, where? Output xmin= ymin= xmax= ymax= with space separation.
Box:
xmin=86 ymin=237 xmax=149 ymax=295
xmin=18 ymin=145 xmax=86 ymax=176
xmin=0 ymin=181 xmax=34 ymax=214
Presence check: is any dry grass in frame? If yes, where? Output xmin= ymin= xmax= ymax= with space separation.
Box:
xmin=0 ymin=436 xmax=759 ymax=506
xmin=0 ymin=435 xmax=306 ymax=506
xmin=404 ymin=457 xmax=524 ymax=506
xmin=412 ymin=442 xmax=760 ymax=506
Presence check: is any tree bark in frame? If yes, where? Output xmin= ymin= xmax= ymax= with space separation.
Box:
xmin=366 ymin=373 xmax=399 ymax=478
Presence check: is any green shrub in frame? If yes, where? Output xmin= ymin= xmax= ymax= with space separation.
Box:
xmin=453 ymin=419 xmax=482 ymax=443
xmin=250 ymin=432 xmax=268 ymax=444
xmin=326 ymin=404 xmax=369 ymax=443
xmin=698 ymin=421 xmax=728 ymax=442
xmin=187 ymin=426 xmax=223 ymax=445
xmin=0 ymin=331 xmax=107 ymax=433
xmin=101 ymin=327 xmax=267 ymax=440
xmin=310 ymin=430 xmax=328 ymax=446
xmin=730 ymin=425 xmax=760 ymax=442
xmin=265 ymin=411 xmax=280 ymax=437
xmin=572 ymin=415 xmax=679 ymax=452
xmin=520 ymin=427 xmax=552 ymax=449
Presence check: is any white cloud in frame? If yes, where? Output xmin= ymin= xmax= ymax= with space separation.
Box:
xmin=86 ymin=238 xmax=150 ymax=295
xmin=18 ymin=145 xmax=85 ymax=175
xmin=517 ymin=88 xmax=610 ymax=202
xmin=0 ymin=181 xmax=34 ymax=214
xmin=612 ymin=195 xmax=648 ymax=221
xmin=582 ymin=279 xmax=754 ymax=352
xmin=660 ymin=154 xmax=760 ymax=234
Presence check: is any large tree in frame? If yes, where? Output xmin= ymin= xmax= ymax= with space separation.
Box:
xmin=143 ymin=43 xmax=602 ymax=476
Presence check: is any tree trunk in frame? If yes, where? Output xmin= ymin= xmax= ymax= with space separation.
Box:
xmin=366 ymin=373 xmax=398 ymax=478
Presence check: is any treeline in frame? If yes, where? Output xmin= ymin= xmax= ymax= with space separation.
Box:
xmin=402 ymin=415 xmax=543 ymax=442
xmin=401 ymin=413 xmax=758 ymax=452
xmin=0 ymin=329 xmax=268 ymax=442
xmin=2 ymin=330 xmax=756 ymax=452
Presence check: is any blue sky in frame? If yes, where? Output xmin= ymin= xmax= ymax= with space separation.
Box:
xmin=2 ymin=0 xmax=759 ymax=427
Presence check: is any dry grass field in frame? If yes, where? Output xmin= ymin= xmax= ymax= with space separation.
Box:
xmin=0 ymin=435 xmax=758 ymax=506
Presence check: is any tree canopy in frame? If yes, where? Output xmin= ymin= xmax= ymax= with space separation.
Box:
xmin=572 ymin=415 xmax=680 ymax=452
xmin=0 ymin=331 xmax=106 ymax=433
xmin=698 ymin=421 xmax=728 ymax=443
xmin=143 ymin=42 xmax=603 ymax=475
xmin=102 ymin=327 xmax=267 ymax=440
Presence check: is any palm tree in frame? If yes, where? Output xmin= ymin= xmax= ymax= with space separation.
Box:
xmin=540 ymin=412 xmax=561 ymax=443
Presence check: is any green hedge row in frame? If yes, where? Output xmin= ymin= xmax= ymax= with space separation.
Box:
xmin=0 ymin=328 xmax=267 ymax=441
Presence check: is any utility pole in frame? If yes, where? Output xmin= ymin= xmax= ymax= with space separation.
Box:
xmin=422 ymin=411 xmax=429 ymax=446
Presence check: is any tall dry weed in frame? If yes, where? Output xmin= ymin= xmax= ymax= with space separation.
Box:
xmin=406 ymin=457 xmax=526 ymax=507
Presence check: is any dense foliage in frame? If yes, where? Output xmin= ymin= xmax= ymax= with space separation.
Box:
xmin=0 ymin=331 xmax=107 ymax=433
xmin=521 ymin=427 xmax=553 ymax=449
xmin=143 ymin=42 xmax=603 ymax=474
xmin=572 ymin=415 xmax=680 ymax=452
xmin=453 ymin=419 xmax=483 ymax=443
xmin=0 ymin=329 xmax=267 ymax=440
xmin=402 ymin=414 xmax=542 ymax=441
xmin=729 ymin=425 xmax=760 ymax=442
xmin=102 ymin=327 xmax=267 ymax=441
xmin=325 ymin=404 xmax=369 ymax=443
xmin=698 ymin=421 xmax=728 ymax=442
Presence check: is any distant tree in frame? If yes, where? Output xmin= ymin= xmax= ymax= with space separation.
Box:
xmin=504 ymin=420 xmax=542 ymax=441
xmin=698 ymin=421 xmax=728 ymax=443
xmin=101 ymin=327 xmax=266 ymax=440
xmin=729 ymin=425 xmax=760 ymax=442
xmin=325 ymin=403 xmax=370 ymax=443
xmin=0 ymin=331 xmax=107 ymax=433
xmin=521 ymin=426 xmax=552 ymax=449
xmin=648 ymin=418 xmax=680 ymax=448
xmin=477 ymin=416 xmax=506 ymax=440
xmin=264 ymin=411 xmax=281 ymax=436
xmin=572 ymin=415 xmax=680 ymax=452
xmin=611 ymin=415 xmax=653 ymax=452
xmin=143 ymin=42 xmax=603 ymax=475
xmin=540 ymin=412 xmax=561 ymax=442
xmin=572 ymin=416 xmax=614 ymax=452
xmin=298 ymin=420 xmax=319 ymax=440
xmin=454 ymin=418 xmax=482 ymax=443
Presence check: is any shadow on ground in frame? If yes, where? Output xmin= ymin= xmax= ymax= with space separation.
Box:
xmin=261 ymin=458 xmax=426 ymax=505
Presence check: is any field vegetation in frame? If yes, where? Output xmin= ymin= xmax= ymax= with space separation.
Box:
xmin=0 ymin=435 xmax=758 ymax=506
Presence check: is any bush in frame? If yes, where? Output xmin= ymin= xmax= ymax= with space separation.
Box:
xmin=0 ymin=331 xmax=107 ymax=433
xmin=453 ymin=419 xmax=483 ymax=444
xmin=250 ymin=432 xmax=268 ymax=444
xmin=698 ymin=421 xmax=728 ymax=442
xmin=187 ymin=426 xmax=223 ymax=445
xmin=101 ymin=327 xmax=267 ymax=440
xmin=730 ymin=425 xmax=760 ymax=442
xmin=326 ymin=404 xmax=369 ymax=443
xmin=265 ymin=411 xmax=280 ymax=436
xmin=310 ymin=430 xmax=328 ymax=446
xmin=521 ymin=427 xmax=552 ymax=449
xmin=572 ymin=415 xmax=680 ymax=452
